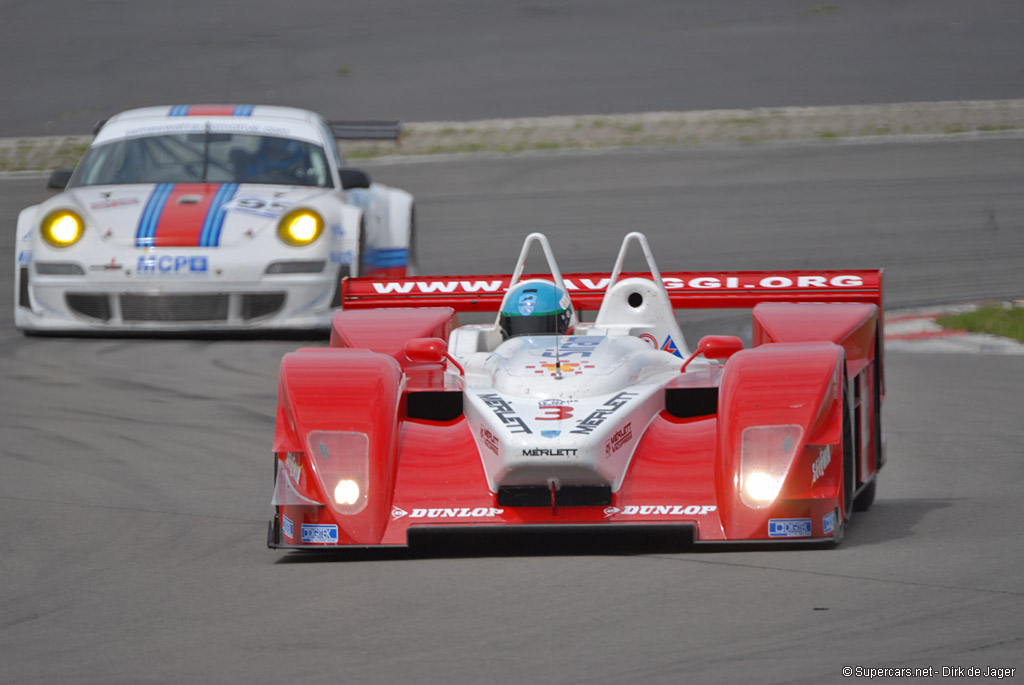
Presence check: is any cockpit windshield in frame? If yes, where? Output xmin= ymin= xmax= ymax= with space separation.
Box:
xmin=69 ymin=132 xmax=333 ymax=188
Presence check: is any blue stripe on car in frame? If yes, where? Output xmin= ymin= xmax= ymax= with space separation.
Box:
xmin=368 ymin=247 xmax=409 ymax=267
xmin=199 ymin=184 xmax=239 ymax=247
xmin=136 ymin=184 xmax=174 ymax=247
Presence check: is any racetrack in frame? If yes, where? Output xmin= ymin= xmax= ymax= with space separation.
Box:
xmin=2 ymin=137 xmax=1023 ymax=683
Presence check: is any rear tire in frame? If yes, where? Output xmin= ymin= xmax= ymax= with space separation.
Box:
xmin=356 ymin=222 xmax=368 ymax=277
xmin=842 ymin=376 xmax=855 ymax=520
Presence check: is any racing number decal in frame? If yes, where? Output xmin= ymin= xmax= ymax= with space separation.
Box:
xmin=536 ymin=406 xmax=574 ymax=421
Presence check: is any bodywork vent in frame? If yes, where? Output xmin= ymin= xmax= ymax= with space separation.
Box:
xmin=66 ymin=293 xmax=112 ymax=321
xmin=665 ymin=387 xmax=718 ymax=418
xmin=241 ymin=293 xmax=286 ymax=320
xmin=498 ymin=485 xmax=612 ymax=508
xmin=18 ymin=267 xmax=31 ymax=309
xmin=121 ymin=293 xmax=229 ymax=322
xmin=406 ymin=391 xmax=464 ymax=421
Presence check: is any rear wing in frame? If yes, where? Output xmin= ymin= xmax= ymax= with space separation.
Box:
xmin=342 ymin=270 xmax=883 ymax=312
xmin=328 ymin=120 xmax=402 ymax=143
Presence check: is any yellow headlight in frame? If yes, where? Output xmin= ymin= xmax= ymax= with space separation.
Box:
xmin=41 ymin=210 xmax=85 ymax=247
xmin=278 ymin=209 xmax=324 ymax=246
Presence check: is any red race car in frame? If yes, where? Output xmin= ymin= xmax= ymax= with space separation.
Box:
xmin=268 ymin=232 xmax=884 ymax=549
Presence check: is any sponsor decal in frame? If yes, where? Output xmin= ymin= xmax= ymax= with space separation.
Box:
xmin=300 ymin=523 xmax=338 ymax=544
xmin=17 ymin=250 xmax=32 ymax=266
xmin=479 ymin=427 xmax=499 ymax=454
xmin=135 ymin=183 xmax=239 ymax=247
xmin=517 ymin=291 xmax=537 ymax=315
xmin=661 ymin=336 xmax=682 ymax=358
xmin=330 ymin=223 xmax=345 ymax=237
xmin=89 ymin=258 xmax=124 ymax=271
xmin=282 ymin=515 xmax=294 ymax=540
xmin=811 ymin=445 xmax=831 ymax=484
xmin=638 ymin=333 xmax=657 ymax=348
xmin=526 ymin=361 xmax=595 ymax=376
xmin=407 ymin=507 xmax=504 ymax=519
xmin=541 ymin=430 xmax=561 ymax=438
xmin=479 ymin=393 xmax=531 ymax=434
xmin=535 ymin=404 xmax=574 ymax=420
xmin=823 ymin=511 xmax=835 ymax=536
xmin=372 ymin=280 xmax=504 ymax=294
xmin=768 ymin=518 xmax=813 ymax=538
xmin=604 ymin=422 xmax=633 ymax=457
xmin=91 ymin=197 xmax=140 ymax=210
xmin=604 ymin=505 xmax=717 ymax=518
xmin=392 ymin=507 xmax=409 ymax=520
xmin=571 ymin=391 xmax=638 ymax=435
xmin=136 ymin=255 xmax=209 ymax=274
xmin=521 ymin=448 xmax=578 ymax=457
xmin=222 ymin=195 xmax=294 ymax=219
xmin=329 ymin=250 xmax=354 ymax=265
xmin=542 ymin=336 xmax=601 ymax=358
xmin=284 ymin=453 xmax=302 ymax=485
xmin=368 ymin=275 xmax=868 ymax=296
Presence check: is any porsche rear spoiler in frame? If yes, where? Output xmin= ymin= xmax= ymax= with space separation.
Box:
xmin=341 ymin=270 xmax=883 ymax=312
xmin=328 ymin=120 xmax=402 ymax=142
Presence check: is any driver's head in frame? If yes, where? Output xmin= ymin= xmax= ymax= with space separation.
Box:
xmin=260 ymin=137 xmax=302 ymax=164
xmin=499 ymin=280 xmax=573 ymax=338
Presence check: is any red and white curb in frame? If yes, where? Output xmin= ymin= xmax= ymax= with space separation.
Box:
xmin=885 ymin=301 xmax=1024 ymax=354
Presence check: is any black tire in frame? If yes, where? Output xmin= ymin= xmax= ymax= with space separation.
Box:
xmin=853 ymin=478 xmax=876 ymax=512
xmin=842 ymin=376 xmax=856 ymax=520
xmin=356 ymin=221 xmax=368 ymax=277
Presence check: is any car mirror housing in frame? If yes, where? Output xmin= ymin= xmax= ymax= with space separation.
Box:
xmin=47 ymin=169 xmax=73 ymax=190
xmin=340 ymin=168 xmax=371 ymax=190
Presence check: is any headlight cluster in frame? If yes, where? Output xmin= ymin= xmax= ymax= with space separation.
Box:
xmin=40 ymin=209 xmax=85 ymax=247
xmin=307 ymin=431 xmax=369 ymax=515
xmin=277 ymin=208 xmax=324 ymax=246
xmin=739 ymin=424 xmax=803 ymax=509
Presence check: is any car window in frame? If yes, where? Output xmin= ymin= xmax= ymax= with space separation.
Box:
xmin=70 ymin=133 xmax=334 ymax=188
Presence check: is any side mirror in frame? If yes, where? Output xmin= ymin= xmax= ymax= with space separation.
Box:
xmin=680 ymin=335 xmax=744 ymax=372
xmin=404 ymin=338 xmax=464 ymax=375
xmin=404 ymin=337 xmax=447 ymax=364
xmin=697 ymin=335 xmax=744 ymax=361
xmin=340 ymin=168 xmax=371 ymax=190
xmin=47 ymin=169 xmax=73 ymax=190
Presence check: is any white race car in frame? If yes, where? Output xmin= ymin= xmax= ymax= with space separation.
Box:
xmin=14 ymin=104 xmax=415 ymax=333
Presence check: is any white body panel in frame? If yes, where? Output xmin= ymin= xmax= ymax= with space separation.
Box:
xmin=463 ymin=334 xmax=683 ymax=492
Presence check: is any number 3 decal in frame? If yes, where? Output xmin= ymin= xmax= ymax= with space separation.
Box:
xmin=536 ymin=406 xmax=574 ymax=420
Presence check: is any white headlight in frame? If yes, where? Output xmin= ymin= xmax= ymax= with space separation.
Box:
xmin=334 ymin=479 xmax=361 ymax=506
xmin=739 ymin=424 xmax=803 ymax=509
xmin=743 ymin=471 xmax=782 ymax=503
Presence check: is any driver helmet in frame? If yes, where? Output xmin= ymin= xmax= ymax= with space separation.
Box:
xmin=499 ymin=280 xmax=574 ymax=338
xmin=257 ymin=137 xmax=304 ymax=172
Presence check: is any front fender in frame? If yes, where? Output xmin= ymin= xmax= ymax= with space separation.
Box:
xmin=715 ymin=342 xmax=845 ymax=539
xmin=273 ymin=348 xmax=403 ymax=544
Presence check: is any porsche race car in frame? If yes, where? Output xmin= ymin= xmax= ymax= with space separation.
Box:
xmin=269 ymin=231 xmax=884 ymax=549
xmin=14 ymin=105 xmax=415 ymax=332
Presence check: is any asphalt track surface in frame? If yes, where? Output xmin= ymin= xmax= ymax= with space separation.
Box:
xmin=4 ymin=1 xmax=1024 ymax=136
xmin=3 ymin=137 xmax=1024 ymax=683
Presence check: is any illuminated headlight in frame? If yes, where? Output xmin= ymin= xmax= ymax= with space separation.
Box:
xmin=278 ymin=209 xmax=324 ymax=246
xmin=40 ymin=210 xmax=85 ymax=247
xmin=739 ymin=425 xmax=803 ymax=509
xmin=308 ymin=431 xmax=369 ymax=515
xmin=334 ymin=479 xmax=361 ymax=506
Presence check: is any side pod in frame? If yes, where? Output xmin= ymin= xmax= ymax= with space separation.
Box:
xmin=273 ymin=348 xmax=403 ymax=545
